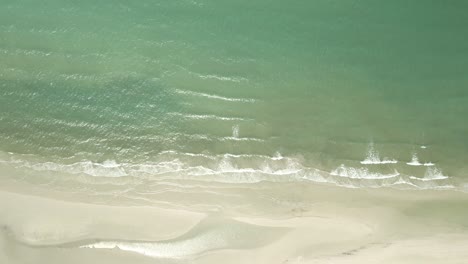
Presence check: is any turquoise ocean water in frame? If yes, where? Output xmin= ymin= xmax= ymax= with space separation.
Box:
xmin=1 ymin=0 xmax=468 ymax=192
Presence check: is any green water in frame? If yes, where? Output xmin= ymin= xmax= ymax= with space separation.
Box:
xmin=1 ymin=0 xmax=468 ymax=190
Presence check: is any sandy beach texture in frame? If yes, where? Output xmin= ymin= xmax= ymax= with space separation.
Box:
xmin=1 ymin=179 xmax=468 ymax=264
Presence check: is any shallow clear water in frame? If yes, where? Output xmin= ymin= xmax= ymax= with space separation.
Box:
xmin=1 ymin=0 xmax=468 ymax=191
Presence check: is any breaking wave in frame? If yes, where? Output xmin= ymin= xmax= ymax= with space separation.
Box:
xmin=0 ymin=151 xmax=455 ymax=190
xmin=360 ymin=143 xmax=398 ymax=165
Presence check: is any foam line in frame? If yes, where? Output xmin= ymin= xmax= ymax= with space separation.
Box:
xmin=174 ymin=89 xmax=256 ymax=103
xmin=330 ymin=165 xmax=400 ymax=180
xmin=221 ymin=136 xmax=264 ymax=142
xmin=0 ymin=151 xmax=458 ymax=190
xmin=196 ymin=74 xmax=248 ymax=83
xmin=169 ymin=112 xmax=250 ymax=121
xmin=407 ymin=153 xmax=422 ymax=166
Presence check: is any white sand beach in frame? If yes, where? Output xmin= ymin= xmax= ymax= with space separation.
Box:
xmin=1 ymin=180 xmax=468 ymax=264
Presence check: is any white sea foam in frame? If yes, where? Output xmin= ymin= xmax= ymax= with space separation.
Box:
xmin=360 ymin=159 xmax=398 ymax=165
xmin=0 ymin=150 xmax=457 ymax=190
xmin=159 ymin=150 xmax=283 ymax=161
xmin=424 ymin=167 xmax=448 ymax=180
xmin=174 ymin=89 xmax=256 ymax=103
xmin=169 ymin=133 xmax=266 ymax=142
xmin=391 ymin=177 xmax=419 ymax=187
xmin=159 ymin=151 xmax=216 ymax=160
xmin=300 ymin=169 xmax=329 ymax=183
xmin=221 ymin=136 xmax=265 ymax=142
xmin=360 ymin=143 xmax=397 ymax=164
xmin=407 ymin=153 xmax=422 ymax=166
xmin=209 ymin=157 xmax=303 ymax=177
xmin=232 ymin=125 xmax=240 ymax=138
xmin=406 ymin=153 xmax=434 ymax=167
xmin=169 ymin=112 xmax=249 ymax=121
xmin=223 ymin=153 xmax=282 ymax=160
xmin=409 ymin=167 xmax=448 ymax=182
xmin=330 ymin=164 xmax=400 ymax=179
xmin=272 ymin=152 xmax=284 ymax=161
xmin=409 ymin=177 xmax=442 ymax=182
xmin=196 ymin=74 xmax=248 ymax=83
xmin=26 ymin=160 xmax=128 ymax=177
xmin=129 ymin=160 xmax=184 ymax=175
